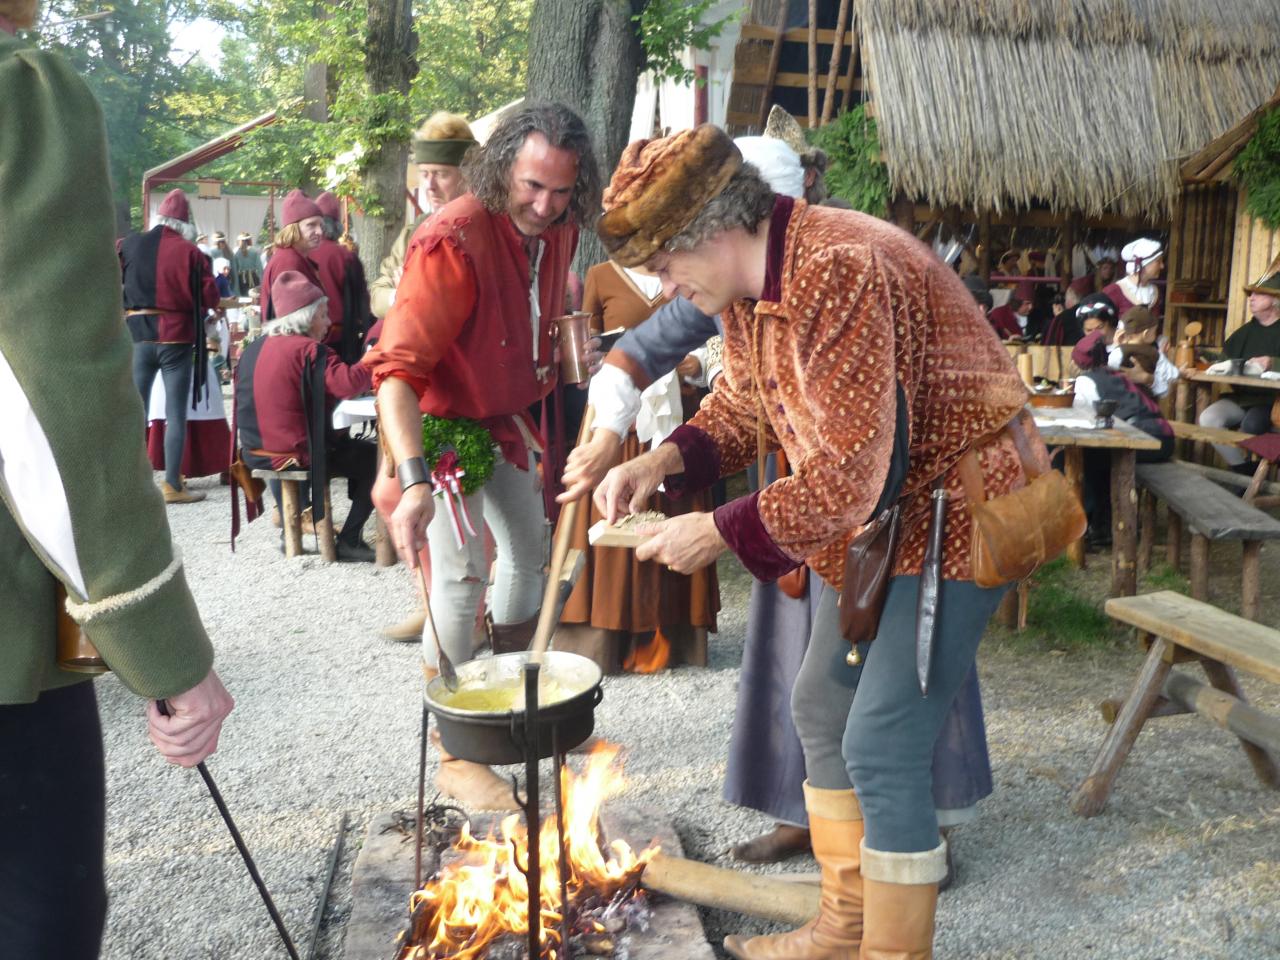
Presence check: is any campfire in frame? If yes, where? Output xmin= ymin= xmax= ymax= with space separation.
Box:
xmin=396 ymin=745 xmax=659 ymax=959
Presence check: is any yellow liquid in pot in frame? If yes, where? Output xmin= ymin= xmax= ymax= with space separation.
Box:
xmin=440 ymin=679 xmax=574 ymax=712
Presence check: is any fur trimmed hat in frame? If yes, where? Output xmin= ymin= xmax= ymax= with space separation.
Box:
xmin=157 ymin=189 xmax=191 ymax=222
xmin=271 ymin=270 xmax=325 ymax=319
xmin=598 ymin=124 xmax=742 ymax=268
xmin=764 ymin=106 xmax=818 ymax=163
xmin=315 ymin=191 xmax=341 ymax=222
xmin=281 ymin=189 xmax=322 ymax=227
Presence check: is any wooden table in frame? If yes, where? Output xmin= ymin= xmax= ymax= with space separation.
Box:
xmin=1032 ymin=406 xmax=1162 ymax=597
xmin=1176 ymin=370 xmax=1280 ymax=441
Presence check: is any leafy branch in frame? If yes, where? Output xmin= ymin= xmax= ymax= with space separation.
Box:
xmin=1236 ymin=107 xmax=1280 ymax=231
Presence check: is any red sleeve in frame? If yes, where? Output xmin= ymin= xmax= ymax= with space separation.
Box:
xmin=362 ymin=234 xmax=477 ymax=396
xmin=323 ymin=346 xmax=373 ymax=399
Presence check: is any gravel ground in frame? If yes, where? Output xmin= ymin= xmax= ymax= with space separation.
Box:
xmin=97 ymin=473 xmax=1280 ymax=960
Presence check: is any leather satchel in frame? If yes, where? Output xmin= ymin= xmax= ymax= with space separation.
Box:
xmin=838 ymin=504 xmax=901 ymax=647
xmin=958 ymin=410 xmax=1086 ymax=588
xmin=228 ymin=452 xmax=266 ymax=503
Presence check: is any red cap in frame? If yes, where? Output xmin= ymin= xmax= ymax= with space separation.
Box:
xmin=271 ymin=270 xmax=326 ymax=318
xmin=157 ymin=189 xmax=190 ymax=221
xmin=315 ymin=191 xmax=341 ymax=221
xmin=281 ymin=189 xmax=323 ymax=226
xmin=1013 ymin=281 xmax=1036 ymax=302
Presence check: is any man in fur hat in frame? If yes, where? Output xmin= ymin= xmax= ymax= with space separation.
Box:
xmin=119 ymin=187 xmax=222 ymax=504
xmin=365 ymin=102 xmax=599 ymax=810
xmin=592 ymin=124 xmax=1030 ymax=960
xmin=1 ymin=7 xmax=233 ymax=953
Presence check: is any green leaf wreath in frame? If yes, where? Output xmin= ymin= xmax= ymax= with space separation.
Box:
xmin=421 ymin=415 xmax=495 ymax=495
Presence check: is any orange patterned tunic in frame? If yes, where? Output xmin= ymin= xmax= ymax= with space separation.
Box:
xmin=666 ymin=200 xmax=1030 ymax=586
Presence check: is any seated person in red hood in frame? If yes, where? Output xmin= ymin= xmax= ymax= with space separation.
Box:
xmin=235 ymin=270 xmax=377 ymax=562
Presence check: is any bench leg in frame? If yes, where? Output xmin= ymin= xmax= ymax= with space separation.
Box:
xmin=1199 ymin=658 xmax=1280 ymax=790
xmin=1174 ymin=380 xmax=1193 ymax=460
xmin=375 ymin=515 xmax=397 ymax=567
xmin=1098 ymin=694 xmax=1189 ymax=724
xmin=280 ymin=480 xmax=303 ymax=558
xmin=316 ymin=483 xmax=337 ymax=563
xmin=1137 ymin=489 xmax=1156 ymax=576
xmin=1189 ymin=534 xmax=1210 ymax=602
xmin=1017 ymin=579 xmax=1029 ymax=631
xmin=1244 ymin=460 xmax=1269 ymax=503
xmin=1165 ymin=512 xmax=1182 ymax=572
xmin=1064 ymin=448 xmax=1086 ymax=569
xmin=1242 ymin=541 xmax=1262 ymax=622
xmin=1194 ymin=383 xmax=1213 ymax=465
xmin=1110 ymin=449 xmax=1138 ymax=597
xmin=1071 ymin=635 xmax=1172 ymax=817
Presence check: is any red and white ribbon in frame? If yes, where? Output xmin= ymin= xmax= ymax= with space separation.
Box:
xmin=431 ymin=451 xmax=477 ymax=549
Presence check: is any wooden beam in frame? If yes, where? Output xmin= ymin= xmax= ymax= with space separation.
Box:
xmin=820 ymin=0 xmax=851 ymax=125
xmin=736 ymin=65 xmax=865 ymax=90
xmin=807 ymin=0 xmax=818 ymax=128
xmin=740 ymin=23 xmax=859 ymax=45
xmin=911 ymin=203 xmax=1168 ymax=233
xmin=642 ymin=853 xmax=819 ymax=925
xmin=756 ymin=0 xmax=790 ymax=130
xmin=839 ymin=17 xmax=860 ymax=113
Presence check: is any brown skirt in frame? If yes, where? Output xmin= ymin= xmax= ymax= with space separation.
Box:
xmin=559 ymin=431 xmax=719 ymax=634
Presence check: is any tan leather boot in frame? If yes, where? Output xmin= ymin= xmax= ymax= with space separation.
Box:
xmin=857 ymin=841 xmax=944 ymax=960
xmin=486 ymin=614 xmax=539 ymax=655
xmin=160 ymin=480 xmax=206 ymax=504
xmin=422 ymin=665 xmax=520 ymax=812
xmin=381 ymin=609 xmax=427 ymax=642
xmin=723 ymin=783 xmax=863 ymax=960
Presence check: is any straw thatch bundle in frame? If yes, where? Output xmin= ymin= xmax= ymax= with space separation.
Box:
xmin=854 ymin=0 xmax=1280 ymax=216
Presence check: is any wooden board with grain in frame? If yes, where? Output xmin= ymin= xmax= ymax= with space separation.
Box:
xmin=1134 ymin=462 xmax=1280 ymax=541
xmin=588 ymin=519 xmax=656 ymax=549
xmin=1104 ymin=591 xmax=1280 ymax=686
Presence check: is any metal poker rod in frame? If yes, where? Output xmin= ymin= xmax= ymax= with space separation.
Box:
xmin=157 ymin=700 xmax=301 ymax=960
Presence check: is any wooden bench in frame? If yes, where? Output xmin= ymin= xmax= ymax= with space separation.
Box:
xmin=1071 ymin=591 xmax=1280 ymax=817
xmin=250 ymin=468 xmax=337 ymax=561
xmin=1134 ymin=461 xmax=1280 ymax=621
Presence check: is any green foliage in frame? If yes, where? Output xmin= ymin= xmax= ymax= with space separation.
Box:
xmin=1143 ymin=561 xmax=1189 ymax=594
xmin=635 ymin=0 xmax=738 ymax=86
xmin=421 ymin=416 xmax=496 ymax=495
xmin=808 ymin=105 xmax=891 ymax=217
xmin=991 ymin=556 xmax=1119 ymax=651
xmin=411 ymin=0 xmax=532 ymax=120
xmin=1236 ymin=107 xmax=1280 ymax=230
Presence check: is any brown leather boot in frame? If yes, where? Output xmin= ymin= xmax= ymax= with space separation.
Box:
xmin=160 ymin=480 xmax=206 ymax=504
xmin=487 ymin=614 xmax=539 ymax=655
xmin=381 ymin=609 xmax=426 ymax=642
xmin=723 ymin=783 xmax=863 ymax=960
xmin=857 ymin=841 xmax=944 ymax=960
xmin=422 ymin=666 xmax=520 ymax=813
xmin=730 ymin=823 xmax=812 ymax=864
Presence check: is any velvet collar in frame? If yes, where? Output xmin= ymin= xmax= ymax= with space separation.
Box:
xmin=761 ymin=195 xmax=795 ymax=303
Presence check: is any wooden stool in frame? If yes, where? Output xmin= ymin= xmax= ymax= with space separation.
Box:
xmin=250 ymin=469 xmax=337 ymax=562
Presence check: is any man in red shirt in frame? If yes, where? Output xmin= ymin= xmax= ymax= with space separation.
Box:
xmin=120 ymin=188 xmax=221 ymax=503
xmin=987 ymin=286 xmax=1032 ymax=340
xmin=365 ymin=102 xmax=599 ymax=809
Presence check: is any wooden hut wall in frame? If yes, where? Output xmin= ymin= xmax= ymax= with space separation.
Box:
xmin=1227 ymin=207 xmax=1280 ymax=339
xmin=1165 ymin=183 xmax=1237 ymax=347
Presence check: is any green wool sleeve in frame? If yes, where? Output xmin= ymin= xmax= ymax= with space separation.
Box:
xmin=0 ymin=41 xmax=213 ymax=700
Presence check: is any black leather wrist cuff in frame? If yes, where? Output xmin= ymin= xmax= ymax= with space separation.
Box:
xmin=397 ymin=456 xmax=430 ymax=492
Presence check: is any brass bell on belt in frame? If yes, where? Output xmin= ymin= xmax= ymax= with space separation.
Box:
xmin=846 ymin=648 xmax=862 ymax=667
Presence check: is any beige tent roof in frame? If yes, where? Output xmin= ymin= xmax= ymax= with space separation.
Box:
xmin=854 ymin=0 xmax=1280 ymax=217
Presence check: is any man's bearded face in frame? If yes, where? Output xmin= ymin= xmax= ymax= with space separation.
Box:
xmin=506 ymin=132 xmax=578 ymax=238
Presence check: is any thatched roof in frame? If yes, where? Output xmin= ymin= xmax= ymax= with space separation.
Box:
xmin=854 ymin=0 xmax=1280 ymax=217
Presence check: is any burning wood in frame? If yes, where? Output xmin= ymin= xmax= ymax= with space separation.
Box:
xmin=395 ymin=745 xmax=658 ymax=960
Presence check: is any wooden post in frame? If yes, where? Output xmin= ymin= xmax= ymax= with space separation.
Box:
xmin=1174 ymin=380 xmax=1193 ymax=460
xmin=281 ymin=479 xmax=303 ymax=558
xmin=1241 ymin=540 xmax=1262 ymax=622
xmin=1110 ymin=450 xmax=1138 ymax=596
xmin=316 ymin=482 xmax=338 ymax=563
xmin=838 ymin=17 xmax=859 ymax=113
xmin=995 ymin=588 xmax=1019 ymax=629
xmin=1071 ymin=635 xmax=1173 ymax=817
xmin=1137 ymin=490 xmax=1156 ymax=576
xmin=820 ymin=0 xmax=851 ymax=125
xmin=1244 ymin=460 xmax=1270 ymax=503
xmin=1189 ymin=533 xmax=1210 ymax=602
xmin=978 ymin=209 xmax=991 ymax=284
xmin=1064 ymin=447 xmax=1086 ymax=569
xmin=1194 ymin=383 xmax=1213 ymax=465
xmin=806 ymin=0 xmax=818 ymax=129
xmin=756 ymin=0 xmax=791 ymax=130
xmin=1166 ymin=512 xmax=1183 ymax=571
xmin=1183 ymin=663 xmax=1280 ymax=789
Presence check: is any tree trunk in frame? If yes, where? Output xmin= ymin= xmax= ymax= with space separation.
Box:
xmin=526 ymin=0 xmax=645 ymax=273
xmin=358 ymin=0 xmax=418 ymax=277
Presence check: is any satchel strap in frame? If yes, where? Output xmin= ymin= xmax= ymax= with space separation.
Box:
xmin=957 ymin=409 xmax=1045 ymax=504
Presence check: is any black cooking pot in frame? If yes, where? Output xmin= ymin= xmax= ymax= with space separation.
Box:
xmin=424 ymin=651 xmax=603 ymax=765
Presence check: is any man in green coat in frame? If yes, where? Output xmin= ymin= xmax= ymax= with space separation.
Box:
xmin=0 ymin=6 xmax=233 ymax=956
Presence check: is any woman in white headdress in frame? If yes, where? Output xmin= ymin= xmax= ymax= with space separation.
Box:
xmin=1102 ymin=237 xmax=1164 ymax=318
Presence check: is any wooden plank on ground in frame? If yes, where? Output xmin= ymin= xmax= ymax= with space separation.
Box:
xmin=1134 ymin=462 xmax=1280 ymax=540
xmin=1105 ymin=591 xmax=1280 ymax=686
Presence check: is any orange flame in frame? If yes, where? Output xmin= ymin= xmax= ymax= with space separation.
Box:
xmin=401 ymin=744 xmax=658 ymax=959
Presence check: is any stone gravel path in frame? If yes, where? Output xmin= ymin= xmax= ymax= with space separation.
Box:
xmin=97 ymin=475 xmax=1280 ymax=959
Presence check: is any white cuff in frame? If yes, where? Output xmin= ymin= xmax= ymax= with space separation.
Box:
xmin=587 ymin=363 xmax=642 ymax=438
